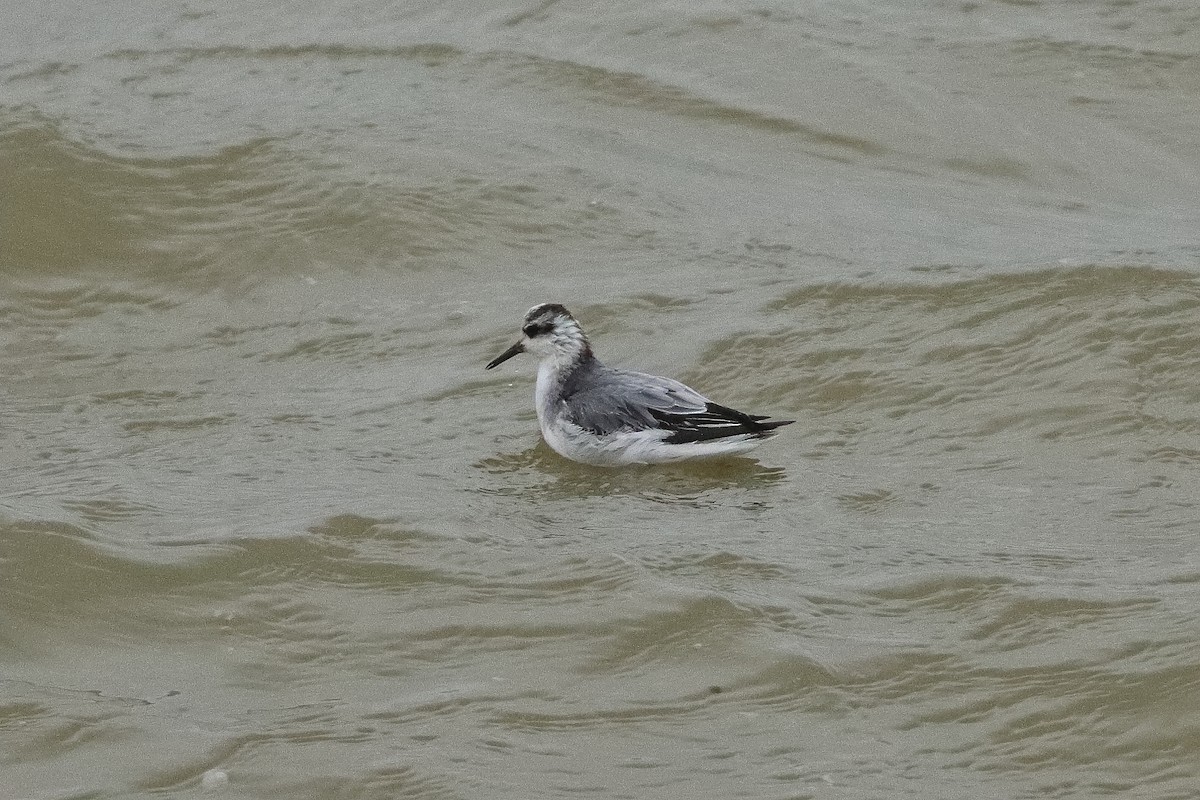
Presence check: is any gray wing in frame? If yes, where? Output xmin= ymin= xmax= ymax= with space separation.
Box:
xmin=558 ymin=365 xmax=710 ymax=436
xmin=558 ymin=364 xmax=793 ymax=443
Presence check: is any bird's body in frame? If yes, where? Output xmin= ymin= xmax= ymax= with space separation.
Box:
xmin=487 ymin=303 xmax=794 ymax=466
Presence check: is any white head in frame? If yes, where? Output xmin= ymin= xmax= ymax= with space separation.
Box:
xmin=486 ymin=303 xmax=592 ymax=369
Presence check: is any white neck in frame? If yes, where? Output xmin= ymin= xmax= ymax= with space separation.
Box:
xmin=534 ymin=348 xmax=579 ymax=428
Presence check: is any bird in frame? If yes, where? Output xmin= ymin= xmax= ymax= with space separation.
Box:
xmin=486 ymin=303 xmax=794 ymax=466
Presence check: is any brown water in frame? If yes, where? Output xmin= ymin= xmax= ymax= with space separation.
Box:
xmin=3 ymin=1 xmax=1199 ymax=798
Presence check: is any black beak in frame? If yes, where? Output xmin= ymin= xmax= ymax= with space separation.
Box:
xmin=486 ymin=341 xmax=525 ymax=369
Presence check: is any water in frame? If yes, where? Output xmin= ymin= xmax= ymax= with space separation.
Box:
xmin=2 ymin=1 xmax=1199 ymax=797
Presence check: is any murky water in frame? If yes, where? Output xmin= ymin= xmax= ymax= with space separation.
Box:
xmin=3 ymin=1 xmax=1199 ymax=798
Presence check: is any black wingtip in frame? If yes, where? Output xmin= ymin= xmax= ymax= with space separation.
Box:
xmin=650 ymin=403 xmax=796 ymax=445
xmin=703 ymin=403 xmax=794 ymax=432
xmin=660 ymin=420 xmax=791 ymax=445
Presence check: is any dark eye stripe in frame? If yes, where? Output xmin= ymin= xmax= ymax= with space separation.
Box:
xmin=520 ymin=321 xmax=549 ymax=338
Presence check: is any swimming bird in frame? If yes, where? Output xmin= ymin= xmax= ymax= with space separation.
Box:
xmin=486 ymin=303 xmax=794 ymax=466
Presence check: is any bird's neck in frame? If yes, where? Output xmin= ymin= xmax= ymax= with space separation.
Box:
xmin=535 ymin=345 xmax=596 ymax=424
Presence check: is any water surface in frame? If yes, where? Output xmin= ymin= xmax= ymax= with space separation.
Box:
xmin=3 ymin=1 xmax=1199 ymax=797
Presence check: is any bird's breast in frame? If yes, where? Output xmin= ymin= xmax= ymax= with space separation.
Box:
xmin=534 ymin=363 xmax=559 ymax=428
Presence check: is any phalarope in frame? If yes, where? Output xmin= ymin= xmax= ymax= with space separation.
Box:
xmin=486 ymin=303 xmax=794 ymax=466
